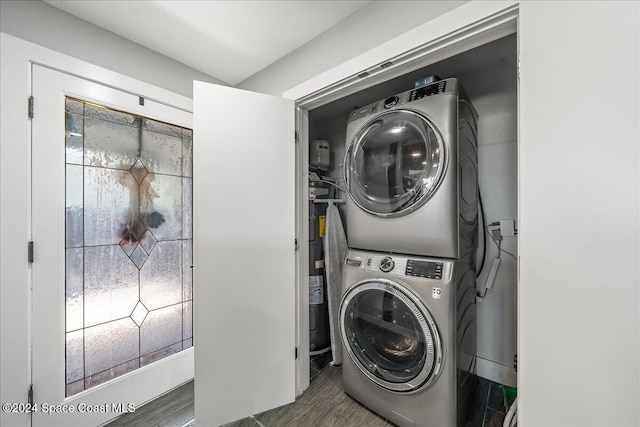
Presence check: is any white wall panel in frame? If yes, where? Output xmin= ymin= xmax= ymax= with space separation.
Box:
xmin=0 ymin=0 xmax=225 ymax=97
xmin=238 ymin=1 xmax=468 ymax=96
xmin=0 ymin=33 xmax=31 ymax=427
xmin=519 ymin=2 xmax=640 ymax=425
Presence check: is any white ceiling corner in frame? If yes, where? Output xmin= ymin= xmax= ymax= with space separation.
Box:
xmin=44 ymin=0 xmax=371 ymax=86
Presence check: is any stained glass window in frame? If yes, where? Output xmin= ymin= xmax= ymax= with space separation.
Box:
xmin=65 ymin=98 xmax=193 ymax=397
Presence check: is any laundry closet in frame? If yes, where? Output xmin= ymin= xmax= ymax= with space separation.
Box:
xmin=190 ymin=3 xmax=639 ymax=426
xmin=304 ymin=33 xmax=518 ymax=388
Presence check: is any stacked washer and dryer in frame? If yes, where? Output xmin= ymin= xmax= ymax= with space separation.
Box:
xmin=339 ymin=78 xmax=479 ymax=427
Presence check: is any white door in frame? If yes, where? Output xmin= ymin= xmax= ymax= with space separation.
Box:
xmin=193 ymin=82 xmax=296 ymax=426
xmin=31 ymin=65 xmax=194 ymax=426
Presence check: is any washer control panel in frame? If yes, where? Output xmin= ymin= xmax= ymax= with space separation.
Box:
xmin=344 ymin=251 xmax=451 ymax=281
xmin=405 ymin=260 xmax=443 ymax=280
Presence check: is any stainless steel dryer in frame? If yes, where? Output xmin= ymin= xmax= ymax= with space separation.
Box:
xmin=343 ymin=78 xmax=478 ymax=258
xmin=339 ymin=249 xmax=477 ymax=427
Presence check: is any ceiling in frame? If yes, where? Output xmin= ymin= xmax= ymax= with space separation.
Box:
xmin=44 ymin=1 xmax=371 ymax=86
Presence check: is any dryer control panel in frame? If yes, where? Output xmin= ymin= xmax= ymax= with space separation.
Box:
xmin=348 ymin=78 xmax=456 ymax=123
xmin=409 ymin=80 xmax=447 ymax=102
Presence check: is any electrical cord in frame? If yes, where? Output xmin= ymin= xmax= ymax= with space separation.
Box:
xmin=497 ymin=240 xmax=518 ymax=261
xmin=476 ymin=189 xmax=487 ymax=278
xmin=485 ymin=223 xmax=518 ymax=261
xmin=477 ymin=221 xmax=518 ymax=299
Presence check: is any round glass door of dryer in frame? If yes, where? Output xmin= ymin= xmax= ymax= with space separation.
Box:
xmin=344 ymin=110 xmax=445 ymax=217
xmin=339 ymin=279 xmax=442 ymax=392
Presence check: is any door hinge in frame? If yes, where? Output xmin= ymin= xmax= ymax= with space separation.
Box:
xmin=517 ymin=52 xmax=521 ymax=80
xmin=294 ymin=131 xmax=299 ymax=144
xmin=28 ymin=384 xmax=33 ymax=406
xmin=294 ymin=238 xmax=299 ymax=252
xmin=295 ymin=347 xmax=298 ymax=360
xmin=28 ymin=96 xmax=34 ymax=119
xmin=28 ymin=241 xmax=34 ymax=263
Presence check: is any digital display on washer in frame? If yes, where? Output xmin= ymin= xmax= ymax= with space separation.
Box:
xmin=406 ymin=260 xmax=443 ymax=279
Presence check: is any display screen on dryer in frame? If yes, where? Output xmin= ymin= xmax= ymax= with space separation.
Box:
xmin=409 ymin=81 xmax=447 ymax=101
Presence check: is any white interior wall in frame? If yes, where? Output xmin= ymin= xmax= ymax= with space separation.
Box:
xmin=308 ymin=34 xmax=518 ymax=385
xmin=519 ymin=2 xmax=639 ymax=426
xmin=0 ymin=0 xmax=225 ymax=98
xmin=466 ymin=41 xmax=518 ymax=386
xmin=237 ymin=0 xmax=468 ymax=96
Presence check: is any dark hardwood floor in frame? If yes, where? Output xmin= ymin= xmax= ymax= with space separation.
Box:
xmin=105 ymin=354 xmax=514 ymax=427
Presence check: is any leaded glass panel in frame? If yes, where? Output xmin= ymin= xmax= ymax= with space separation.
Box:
xmin=140 ymin=130 xmax=183 ymax=176
xmin=84 ymin=116 xmax=139 ymax=170
xmin=65 ymin=248 xmax=83 ymax=332
xmin=140 ymin=241 xmax=182 ymax=310
xmin=65 ymin=165 xmax=83 ymax=248
xmin=64 ymin=98 xmax=193 ymax=397
xmin=140 ymin=303 xmax=183 ymax=355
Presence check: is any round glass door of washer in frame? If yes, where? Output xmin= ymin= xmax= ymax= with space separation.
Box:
xmin=344 ymin=110 xmax=445 ymax=217
xmin=339 ymin=279 xmax=442 ymax=392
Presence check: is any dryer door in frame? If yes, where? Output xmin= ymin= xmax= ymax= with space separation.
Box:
xmin=339 ymin=279 xmax=442 ymax=392
xmin=344 ymin=110 xmax=445 ymax=217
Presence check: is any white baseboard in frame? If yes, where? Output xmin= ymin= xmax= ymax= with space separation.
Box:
xmin=476 ymin=355 xmax=516 ymax=386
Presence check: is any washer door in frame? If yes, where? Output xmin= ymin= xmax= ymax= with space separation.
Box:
xmin=339 ymin=279 xmax=442 ymax=392
xmin=344 ymin=110 xmax=445 ymax=217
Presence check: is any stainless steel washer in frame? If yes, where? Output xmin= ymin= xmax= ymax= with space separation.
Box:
xmin=343 ymin=78 xmax=479 ymax=258
xmin=340 ymin=249 xmax=477 ymax=427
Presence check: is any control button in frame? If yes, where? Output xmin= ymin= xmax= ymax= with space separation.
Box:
xmin=406 ymin=260 xmax=414 ymax=275
xmin=379 ymin=256 xmax=395 ymax=273
xmin=384 ymin=96 xmax=399 ymax=109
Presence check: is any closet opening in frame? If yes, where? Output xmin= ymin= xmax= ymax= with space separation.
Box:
xmin=302 ymin=31 xmax=518 ymax=392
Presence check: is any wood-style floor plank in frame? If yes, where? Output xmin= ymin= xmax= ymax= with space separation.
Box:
xmin=105 ymin=362 xmax=506 ymax=427
xmin=253 ymin=367 xmax=388 ymax=427
xmin=104 ymin=381 xmax=194 ymax=427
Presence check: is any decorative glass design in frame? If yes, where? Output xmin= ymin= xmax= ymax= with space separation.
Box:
xmin=64 ymin=98 xmax=193 ymax=397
